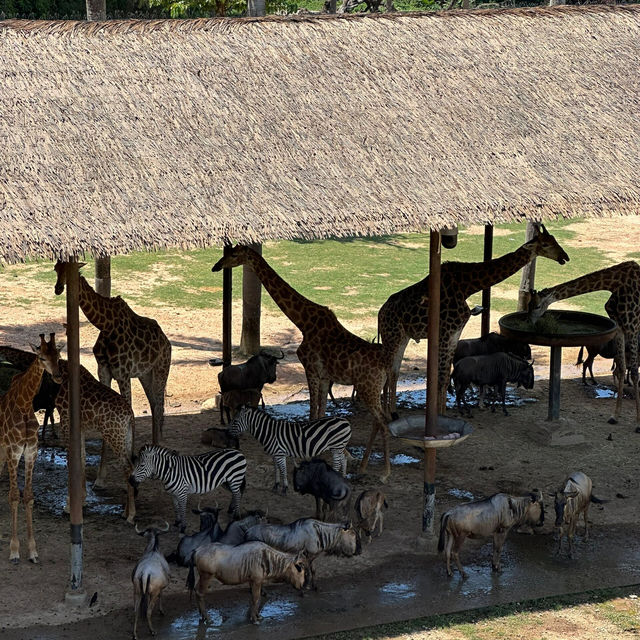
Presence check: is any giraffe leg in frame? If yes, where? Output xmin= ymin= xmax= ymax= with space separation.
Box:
xmin=94 ymin=440 xmax=109 ymax=489
xmin=305 ymin=374 xmax=321 ymax=420
xmin=7 ymin=450 xmax=22 ymax=562
xmin=627 ymin=337 xmax=640 ymax=424
xmin=357 ymin=384 xmax=391 ymax=482
xmin=609 ymin=333 xmax=626 ymax=424
xmin=123 ymin=456 xmax=136 ymax=524
xmin=97 ymin=359 xmax=113 ymax=390
xmin=0 ymin=445 xmax=6 ymax=477
xmin=317 ymin=379 xmax=330 ymax=418
xmin=23 ymin=437 xmax=39 ymax=562
xmin=140 ymin=367 xmax=167 ymax=445
xmin=388 ymin=336 xmax=410 ymax=416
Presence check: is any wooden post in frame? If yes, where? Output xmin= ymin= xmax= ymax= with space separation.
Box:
xmin=94 ymin=257 xmax=111 ymax=298
xmin=518 ymin=222 xmax=538 ymax=311
xmin=423 ymin=230 xmax=441 ymax=534
xmin=222 ymin=245 xmax=233 ymax=369
xmin=240 ymin=243 xmax=262 ymax=356
xmin=65 ymin=259 xmax=85 ymax=602
xmin=481 ymin=224 xmax=493 ymax=336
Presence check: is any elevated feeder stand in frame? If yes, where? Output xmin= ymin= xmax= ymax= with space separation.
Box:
xmin=389 ymin=415 xmax=473 ymax=449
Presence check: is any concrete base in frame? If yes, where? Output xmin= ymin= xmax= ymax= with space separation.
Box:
xmin=200 ymin=394 xmax=221 ymax=411
xmin=64 ymin=590 xmax=87 ymax=606
xmin=530 ymin=421 xmax=586 ymax=446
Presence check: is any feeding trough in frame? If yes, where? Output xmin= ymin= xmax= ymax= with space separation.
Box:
xmin=389 ymin=414 xmax=473 ymax=449
xmin=499 ymin=310 xmax=617 ymax=437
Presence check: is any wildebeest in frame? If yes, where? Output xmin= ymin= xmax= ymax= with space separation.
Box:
xmin=354 ymin=489 xmax=388 ymax=543
xmin=219 ymin=388 xmax=264 ymax=425
xmin=245 ymin=518 xmax=361 ymax=589
xmin=128 ymin=445 xmax=247 ymax=532
xmin=200 ymin=426 xmax=239 ymax=450
xmin=551 ymin=471 xmax=606 ymax=558
xmin=131 ymin=522 xmax=171 ymax=640
xmin=293 ymin=458 xmax=351 ymax=521
xmin=216 ymin=350 xmax=284 ymax=422
xmin=454 ymin=332 xmax=532 ymax=364
xmin=452 ymin=352 xmax=535 ymax=416
xmin=438 ymin=491 xmax=544 ymax=578
xmin=167 ymin=506 xmax=222 ymax=567
xmin=229 ymin=406 xmax=351 ymax=494
xmin=187 ymin=542 xmax=308 ymax=624
xmin=217 ymin=511 xmax=267 ymax=546
xmin=576 ymin=338 xmax=639 ymax=386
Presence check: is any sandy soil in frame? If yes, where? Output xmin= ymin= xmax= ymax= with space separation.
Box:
xmin=0 ymin=235 xmax=639 ymax=635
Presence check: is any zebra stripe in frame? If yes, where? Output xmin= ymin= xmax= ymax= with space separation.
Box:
xmin=130 ymin=445 xmax=246 ymax=531
xmin=229 ymin=406 xmax=351 ymax=493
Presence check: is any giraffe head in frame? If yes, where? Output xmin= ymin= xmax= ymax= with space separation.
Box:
xmin=211 ymin=245 xmax=254 ymax=272
xmin=527 ymin=289 xmax=553 ymax=324
xmin=527 ymin=224 xmax=570 ymax=265
xmin=54 ymin=261 xmax=86 ymax=296
xmin=30 ymin=333 xmax=63 ymax=383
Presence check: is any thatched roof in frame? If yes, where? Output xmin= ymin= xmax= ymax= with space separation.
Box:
xmin=1 ymin=5 xmax=639 ymax=263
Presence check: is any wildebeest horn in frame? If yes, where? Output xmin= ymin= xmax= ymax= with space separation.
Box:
xmin=135 ymin=523 xmax=144 ymax=535
xmin=158 ymin=521 xmax=170 ymax=533
xmin=274 ymin=349 xmax=285 ymax=360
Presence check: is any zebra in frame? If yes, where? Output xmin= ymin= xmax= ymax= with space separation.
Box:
xmin=228 ymin=406 xmax=351 ymax=495
xmin=129 ymin=445 xmax=246 ymax=532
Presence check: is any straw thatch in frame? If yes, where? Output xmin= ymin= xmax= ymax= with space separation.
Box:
xmin=1 ymin=6 xmax=639 ymax=263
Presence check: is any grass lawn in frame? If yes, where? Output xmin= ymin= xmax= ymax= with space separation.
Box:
xmin=1 ymin=220 xmax=620 ymax=332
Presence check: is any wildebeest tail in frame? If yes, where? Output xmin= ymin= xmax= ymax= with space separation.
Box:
xmin=576 ymin=346 xmax=585 ymax=366
xmin=165 ymin=550 xmax=178 ymax=564
xmin=437 ymin=513 xmax=449 ymax=553
xmin=140 ymin=575 xmax=150 ymax=618
xmin=590 ymin=492 xmax=608 ymax=504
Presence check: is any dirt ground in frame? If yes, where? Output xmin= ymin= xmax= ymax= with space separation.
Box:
xmin=0 ymin=232 xmax=639 ymax=635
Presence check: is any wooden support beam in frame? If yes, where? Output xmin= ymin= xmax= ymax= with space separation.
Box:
xmin=481 ymin=224 xmax=493 ymax=336
xmin=222 ymin=245 xmax=233 ymax=368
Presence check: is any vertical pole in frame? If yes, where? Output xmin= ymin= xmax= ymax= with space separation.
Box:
xmin=548 ymin=345 xmax=562 ymax=421
xmin=423 ymin=230 xmax=441 ymax=534
xmin=240 ymin=243 xmax=262 ymax=356
xmin=94 ymin=257 xmax=111 ymax=298
xmin=222 ymin=245 xmax=233 ymax=369
xmin=518 ymin=222 xmax=538 ymax=311
xmin=65 ymin=259 xmax=85 ymax=602
xmin=481 ymin=225 xmax=493 ymax=337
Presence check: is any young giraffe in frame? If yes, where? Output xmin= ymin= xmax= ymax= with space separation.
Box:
xmin=528 ymin=261 xmax=640 ymax=425
xmin=0 ymin=333 xmax=62 ymax=563
xmin=212 ymin=246 xmax=393 ymax=481
xmin=378 ymin=225 xmax=570 ymax=413
xmin=54 ymin=261 xmax=171 ymax=444
xmin=55 ymin=359 xmax=137 ymax=523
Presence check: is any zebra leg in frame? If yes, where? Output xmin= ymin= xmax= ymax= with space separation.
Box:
xmin=228 ymin=479 xmax=243 ymax=519
xmin=173 ymin=493 xmax=187 ymax=532
xmin=273 ymin=454 xmax=287 ymax=495
xmin=331 ymin=448 xmax=346 ymax=476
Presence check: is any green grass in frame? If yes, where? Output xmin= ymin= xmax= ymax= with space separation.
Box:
xmin=0 ymin=219 xmax=628 ymax=324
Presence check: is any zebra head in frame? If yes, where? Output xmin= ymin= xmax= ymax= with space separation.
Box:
xmin=228 ymin=405 xmax=253 ymax=437
xmin=129 ymin=444 xmax=174 ymax=488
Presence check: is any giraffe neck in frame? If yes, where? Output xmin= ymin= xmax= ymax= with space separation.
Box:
xmin=78 ymin=276 xmax=118 ymax=331
xmin=541 ymin=264 xmax=626 ymax=303
xmin=244 ymin=252 xmax=326 ymax=332
xmin=6 ymin=356 xmax=44 ymax=411
xmin=454 ymin=243 xmax=538 ymax=297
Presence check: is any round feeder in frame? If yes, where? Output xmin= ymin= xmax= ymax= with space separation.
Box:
xmin=499 ymin=310 xmax=618 ymax=432
xmin=389 ymin=414 xmax=473 ymax=449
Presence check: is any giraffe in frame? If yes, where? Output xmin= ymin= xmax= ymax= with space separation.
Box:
xmin=0 ymin=333 xmax=61 ymax=563
xmin=55 ymin=359 xmax=137 ymax=523
xmin=378 ymin=224 xmax=570 ymax=414
xmin=528 ymin=261 xmax=640 ymax=425
xmin=211 ymin=246 xmax=393 ymax=481
xmin=54 ymin=261 xmax=171 ymax=444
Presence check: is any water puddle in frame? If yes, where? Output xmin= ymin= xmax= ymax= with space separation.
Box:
xmin=379 ymin=581 xmax=417 ymax=600
xmin=448 ymin=488 xmax=474 ymax=501
xmin=347 ymin=446 xmax=419 ymax=466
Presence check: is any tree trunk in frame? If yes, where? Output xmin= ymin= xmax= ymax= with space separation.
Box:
xmin=240 ymin=243 xmax=262 ymax=356
xmin=94 ymin=257 xmax=111 ymax=297
xmin=517 ymin=222 xmax=538 ymax=311
xmin=86 ymin=0 xmax=106 ymax=20
xmin=247 ymin=0 xmax=265 ymax=16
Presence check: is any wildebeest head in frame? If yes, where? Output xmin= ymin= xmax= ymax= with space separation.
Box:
xmin=289 ymin=551 xmax=310 ymax=591
xmin=192 ymin=505 xmax=221 ymax=531
xmin=335 ymin=522 xmax=362 ymax=557
xmin=518 ymin=361 xmax=535 ymax=390
xmin=551 ymin=489 xmax=580 ymax=527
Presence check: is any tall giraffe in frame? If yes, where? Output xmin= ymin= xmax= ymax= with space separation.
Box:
xmin=528 ymin=261 xmax=640 ymax=425
xmin=212 ymin=246 xmax=393 ymax=481
xmin=378 ymin=225 xmax=570 ymax=413
xmin=0 ymin=334 xmax=61 ymax=563
xmin=54 ymin=261 xmax=171 ymax=443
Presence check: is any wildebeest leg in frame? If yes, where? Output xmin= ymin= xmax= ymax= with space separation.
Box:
xmin=308 ymin=558 xmax=318 ymax=590
xmin=452 ymin=534 xmax=467 ymax=579
xmin=196 ymin=571 xmax=213 ymax=624
xmin=443 ymin=530 xmax=454 ymax=577
xmin=273 ymin=454 xmax=287 ymax=495
xmin=315 ymin=496 xmax=323 ymax=521
xmin=492 ymin=529 xmax=508 ymax=572
xmin=157 ymin=593 xmax=165 ymax=616
xmin=455 ymin=381 xmax=467 ymax=417
xmin=146 ymin=591 xmax=160 ymax=635
xmin=249 ymin=581 xmax=263 ymax=623
xmin=553 ymin=526 xmax=563 ymax=556
xmin=499 ymin=381 xmax=509 ymax=416
xmin=133 ymin=588 xmax=141 ymax=640
xmin=583 ymin=502 xmax=590 ymax=541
